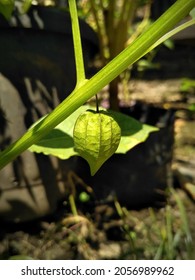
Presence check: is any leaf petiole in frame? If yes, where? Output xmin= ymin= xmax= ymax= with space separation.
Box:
xmin=68 ymin=0 xmax=86 ymax=87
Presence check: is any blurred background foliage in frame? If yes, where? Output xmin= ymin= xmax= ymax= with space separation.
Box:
xmin=1 ymin=0 xmax=162 ymax=110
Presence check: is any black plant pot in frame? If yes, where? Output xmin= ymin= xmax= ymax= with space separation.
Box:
xmin=0 ymin=5 xmax=98 ymax=222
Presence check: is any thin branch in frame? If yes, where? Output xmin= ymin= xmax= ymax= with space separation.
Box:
xmin=68 ymin=0 xmax=86 ymax=87
xmin=90 ymin=0 xmax=107 ymax=64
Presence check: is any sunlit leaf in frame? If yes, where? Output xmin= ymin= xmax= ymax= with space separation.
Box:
xmin=109 ymin=110 xmax=158 ymax=154
xmin=29 ymin=107 xmax=88 ymax=160
xmin=190 ymin=7 xmax=195 ymax=18
xmin=0 ymin=0 xmax=14 ymax=20
xmin=163 ymin=39 xmax=174 ymax=50
xmin=22 ymin=0 xmax=32 ymax=13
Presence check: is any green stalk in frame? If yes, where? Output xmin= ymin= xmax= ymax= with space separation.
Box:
xmin=90 ymin=0 xmax=107 ymax=64
xmin=0 ymin=0 xmax=194 ymax=170
xmin=69 ymin=194 xmax=78 ymax=216
xmin=146 ymin=18 xmax=195 ymax=54
xmin=68 ymin=0 xmax=86 ymax=86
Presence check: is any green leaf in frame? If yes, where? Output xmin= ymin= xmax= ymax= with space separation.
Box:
xmin=73 ymin=110 xmax=121 ymax=175
xmin=109 ymin=110 xmax=158 ymax=154
xmin=190 ymin=8 xmax=195 ymax=18
xmin=180 ymin=78 xmax=195 ymax=93
xmin=137 ymin=59 xmax=160 ymax=72
xmin=188 ymin=104 xmax=195 ymax=112
xmin=22 ymin=0 xmax=32 ymax=13
xmin=163 ymin=39 xmax=174 ymax=50
xmin=0 ymin=0 xmax=14 ymax=20
xmin=29 ymin=106 xmax=88 ymax=160
xmin=29 ymin=105 xmax=158 ymax=170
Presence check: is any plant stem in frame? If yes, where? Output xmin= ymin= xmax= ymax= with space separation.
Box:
xmin=0 ymin=0 xmax=194 ymax=170
xmin=69 ymin=194 xmax=78 ymax=216
xmin=68 ymin=0 xmax=86 ymax=87
xmin=146 ymin=18 xmax=195 ymax=54
xmin=90 ymin=0 xmax=107 ymax=64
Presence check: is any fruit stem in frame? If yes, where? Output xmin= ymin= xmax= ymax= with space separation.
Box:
xmin=95 ymin=94 xmax=99 ymax=113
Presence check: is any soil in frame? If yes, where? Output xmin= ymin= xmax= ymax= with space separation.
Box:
xmin=0 ymin=43 xmax=195 ymax=260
